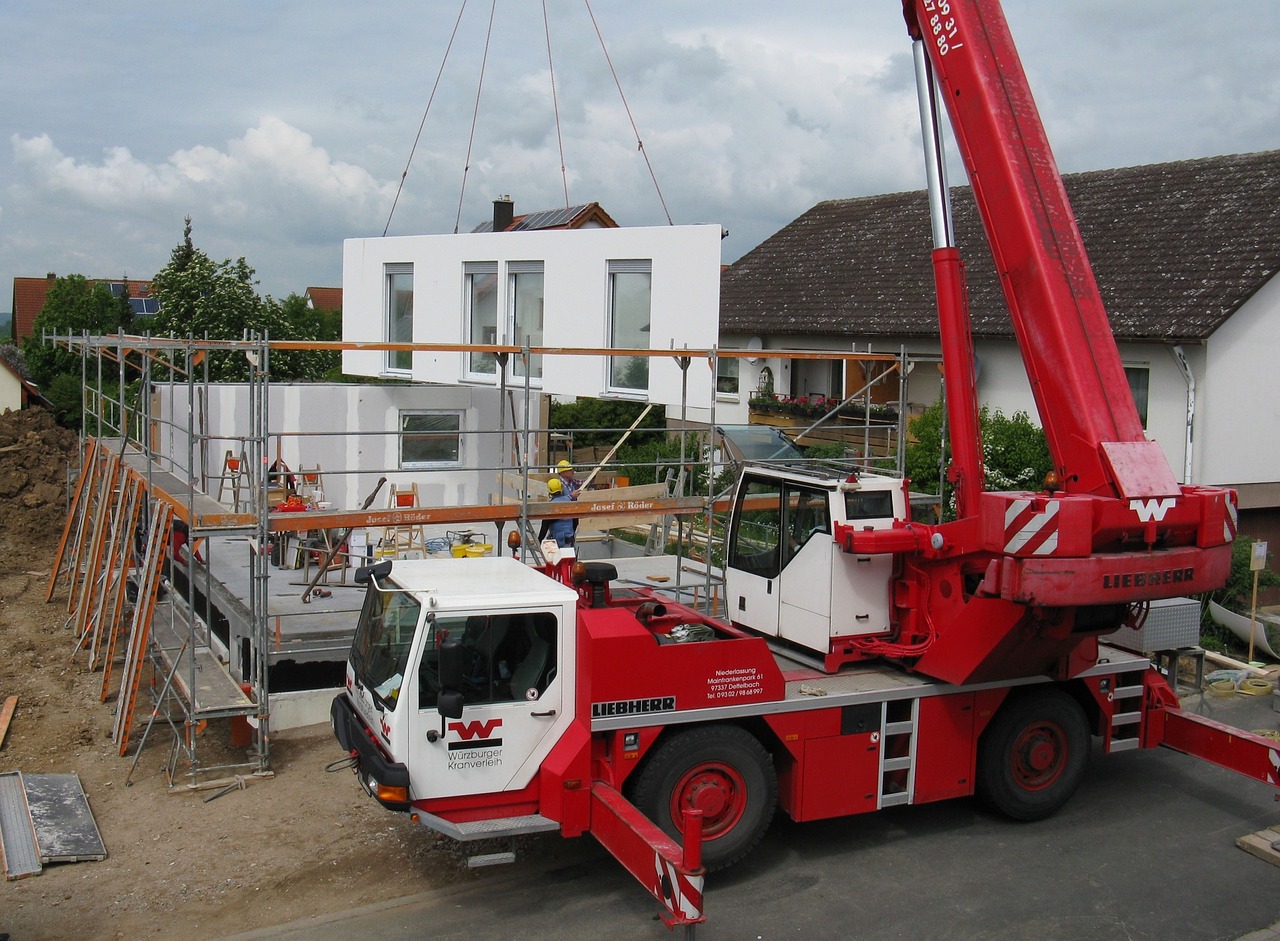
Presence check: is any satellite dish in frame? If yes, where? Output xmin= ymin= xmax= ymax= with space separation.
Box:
xmin=744 ymin=337 xmax=763 ymax=364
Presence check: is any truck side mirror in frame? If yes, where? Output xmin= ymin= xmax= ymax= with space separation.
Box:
xmin=439 ymin=637 xmax=466 ymax=691
xmin=437 ymin=690 xmax=464 ymax=720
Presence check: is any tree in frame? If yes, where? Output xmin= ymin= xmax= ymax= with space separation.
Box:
xmin=22 ymin=274 xmax=131 ymax=389
xmin=905 ymin=398 xmax=1052 ymax=512
xmin=149 ymin=219 xmax=333 ymax=382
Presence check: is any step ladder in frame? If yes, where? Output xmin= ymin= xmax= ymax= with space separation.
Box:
xmin=216 ymin=449 xmax=251 ymax=511
xmin=1107 ymin=668 xmax=1147 ymax=753
xmin=878 ymin=698 xmax=919 ymax=808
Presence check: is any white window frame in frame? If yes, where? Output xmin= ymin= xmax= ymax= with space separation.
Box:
xmin=1124 ymin=364 xmax=1150 ymax=429
xmin=606 ymin=259 xmax=652 ymax=395
xmin=463 ymin=262 xmax=499 ymax=381
xmin=507 ymin=261 xmax=545 ymax=386
xmin=716 ymin=352 xmax=740 ymax=400
xmin=385 ymin=263 xmax=414 ymax=375
xmin=400 ymin=410 xmax=464 ymax=468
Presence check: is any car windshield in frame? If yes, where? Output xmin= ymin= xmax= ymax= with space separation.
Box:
xmin=350 ymin=584 xmax=422 ymax=711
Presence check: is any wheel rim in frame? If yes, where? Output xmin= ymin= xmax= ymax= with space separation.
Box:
xmin=669 ymin=761 xmax=748 ymax=840
xmin=1009 ymin=720 xmax=1069 ymax=791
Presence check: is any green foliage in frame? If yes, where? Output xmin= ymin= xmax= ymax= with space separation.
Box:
xmin=802 ymin=442 xmax=849 ymax=461
xmin=23 ymin=275 xmax=129 ymax=388
xmin=149 ymin=219 xmax=334 ymax=382
xmin=46 ymin=373 xmax=85 ymax=430
xmin=1208 ymin=536 xmax=1280 ymax=612
xmin=1198 ymin=536 xmax=1280 ymax=651
xmin=547 ymin=398 xmax=664 ymax=449
xmin=905 ymin=398 xmax=1051 ymax=502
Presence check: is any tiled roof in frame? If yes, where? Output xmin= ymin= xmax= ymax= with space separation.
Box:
xmin=720 ymin=150 xmax=1280 ymax=341
xmin=471 ymin=201 xmax=618 ymax=233
xmin=10 ymin=276 xmax=154 ymax=342
xmin=305 ymin=286 xmax=343 ymax=311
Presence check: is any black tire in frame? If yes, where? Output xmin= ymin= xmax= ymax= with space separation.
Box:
xmin=630 ymin=724 xmax=776 ymax=872
xmin=976 ymin=688 xmax=1089 ymax=821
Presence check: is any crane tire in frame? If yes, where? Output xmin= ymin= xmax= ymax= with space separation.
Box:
xmin=630 ymin=724 xmax=776 ymax=872
xmin=976 ymin=687 xmax=1089 ymax=822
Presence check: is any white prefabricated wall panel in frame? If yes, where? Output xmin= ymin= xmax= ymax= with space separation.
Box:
xmin=342 ymin=225 xmax=722 ymax=408
xmin=154 ymin=383 xmax=503 ymax=510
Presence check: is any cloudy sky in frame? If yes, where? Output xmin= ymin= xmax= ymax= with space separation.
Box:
xmin=2 ymin=1 xmax=1277 ymax=303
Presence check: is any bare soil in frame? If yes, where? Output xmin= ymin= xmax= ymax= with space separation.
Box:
xmin=0 ymin=408 xmax=466 ymax=940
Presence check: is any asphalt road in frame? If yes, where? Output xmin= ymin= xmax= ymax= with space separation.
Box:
xmin=226 ymin=690 xmax=1280 ymax=941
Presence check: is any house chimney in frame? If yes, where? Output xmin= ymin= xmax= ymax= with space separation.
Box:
xmin=493 ymin=196 xmax=514 ymax=232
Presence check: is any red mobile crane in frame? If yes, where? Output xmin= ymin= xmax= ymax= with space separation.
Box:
xmin=331 ymin=0 xmax=1279 ymax=931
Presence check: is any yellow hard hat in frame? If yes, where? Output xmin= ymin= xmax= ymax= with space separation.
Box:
xmin=547 ymin=477 xmax=564 ymax=494
xmin=557 ymin=460 xmax=573 ymax=471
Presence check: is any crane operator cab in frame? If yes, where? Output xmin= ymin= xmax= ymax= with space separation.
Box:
xmin=724 ymin=465 xmax=906 ymax=659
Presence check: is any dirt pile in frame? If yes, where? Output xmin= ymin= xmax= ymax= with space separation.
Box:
xmin=0 ymin=406 xmax=80 ymax=546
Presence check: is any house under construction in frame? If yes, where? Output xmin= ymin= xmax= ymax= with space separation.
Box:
xmin=44 ymin=329 xmax=917 ymax=786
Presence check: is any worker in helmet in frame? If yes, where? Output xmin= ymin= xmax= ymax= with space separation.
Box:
xmin=555 ymin=459 xmax=583 ymax=500
xmin=538 ymin=476 xmax=577 ymax=547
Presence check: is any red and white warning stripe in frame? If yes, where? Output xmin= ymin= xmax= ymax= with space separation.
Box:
xmin=1224 ymin=495 xmax=1238 ymax=544
xmin=1003 ymin=499 xmax=1060 ymax=556
xmin=654 ymin=855 xmax=704 ymax=922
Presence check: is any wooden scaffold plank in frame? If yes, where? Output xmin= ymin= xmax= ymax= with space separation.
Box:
xmin=112 ymin=501 xmax=174 ymax=755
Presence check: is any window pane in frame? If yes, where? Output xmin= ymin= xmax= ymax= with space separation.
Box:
xmin=401 ymin=412 xmax=461 ymax=466
xmin=426 ymin=612 xmax=557 ymax=706
xmin=609 ymin=268 xmax=651 ymax=391
xmin=1125 ymin=366 xmax=1150 ymax=429
xmin=510 ymin=269 xmax=544 ymax=380
xmin=717 ymin=356 xmax=739 ymax=395
xmin=467 ymin=267 xmax=498 ymax=375
xmin=728 ymin=477 xmax=782 ymax=579
xmin=387 ymin=270 xmax=413 ymax=371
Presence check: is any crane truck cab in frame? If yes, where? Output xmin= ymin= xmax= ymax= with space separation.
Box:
xmin=331 ymin=556 xmax=578 ymax=817
xmin=724 ymin=464 xmax=907 ymax=662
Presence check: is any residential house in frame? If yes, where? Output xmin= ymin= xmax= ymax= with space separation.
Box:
xmin=304 ymin=286 xmax=342 ymax=314
xmin=10 ymin=275 xmax=157 ymax=343
xmin=0 ymin=355 xmax=49 ymax=412
xmin=716 ymin=150 xmax=1280 ymax=544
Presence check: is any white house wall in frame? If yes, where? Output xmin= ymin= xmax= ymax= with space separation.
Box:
xmin=0 ymin=368 xmax=23 ymax=413
xmin=714 ymin=332 xmax=1205 ymax=487
xmin=1200 ymin=273 xmax=1280 ymax=487
xmin=342 ymin=225 xmax=722 ymax=409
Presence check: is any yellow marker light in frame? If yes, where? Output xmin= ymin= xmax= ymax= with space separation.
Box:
xmin=376 ymin=782 xmax=409 ymax=803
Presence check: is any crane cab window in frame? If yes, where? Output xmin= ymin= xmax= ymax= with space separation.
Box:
xmin=844 ymin=489 xmax=896 ymax=521
xmin=420 ymin=612 xmax=557 ymax=708
xmin=728 ymin=476 xmax=832 ymax=577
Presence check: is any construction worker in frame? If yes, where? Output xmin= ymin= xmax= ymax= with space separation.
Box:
xmin=538 ymin=476 xmax=577 ymax=547
xmin=555 ymin=459 xmax=583 ymax=499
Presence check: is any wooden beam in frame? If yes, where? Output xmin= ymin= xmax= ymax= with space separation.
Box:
xmin=0 ymin=695 xmax=17 ymax=748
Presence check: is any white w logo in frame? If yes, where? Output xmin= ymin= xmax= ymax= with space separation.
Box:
xmin=1129 ymin=497 xmax=1175 ymax=522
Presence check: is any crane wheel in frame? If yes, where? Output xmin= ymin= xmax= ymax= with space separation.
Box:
xmin=976 ymin=688 xmax=1089 ymax=821
xmin=630 ymin=724 xmax=776 ymax=872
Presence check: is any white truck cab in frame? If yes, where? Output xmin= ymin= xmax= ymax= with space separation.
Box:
xmin=724 ymin=465 xmax=908 ymax=657
xmin=333 ymin=556 xmax=579 ymax=808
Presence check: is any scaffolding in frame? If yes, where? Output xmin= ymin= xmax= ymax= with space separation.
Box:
xmin=42 ymin=332 xmax=921 ymax=782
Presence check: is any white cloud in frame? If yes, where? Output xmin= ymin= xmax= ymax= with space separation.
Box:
xmin=12 ymin=118 xmax=395 ymax=231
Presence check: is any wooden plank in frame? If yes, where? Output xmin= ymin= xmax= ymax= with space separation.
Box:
xmin=0 ymin=695 xmax=16 ymax=748
xmin=1236 ymin=826 xmax=1280 ymax=868
xmin=271 ymin=494 xmax=707 ymax=533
